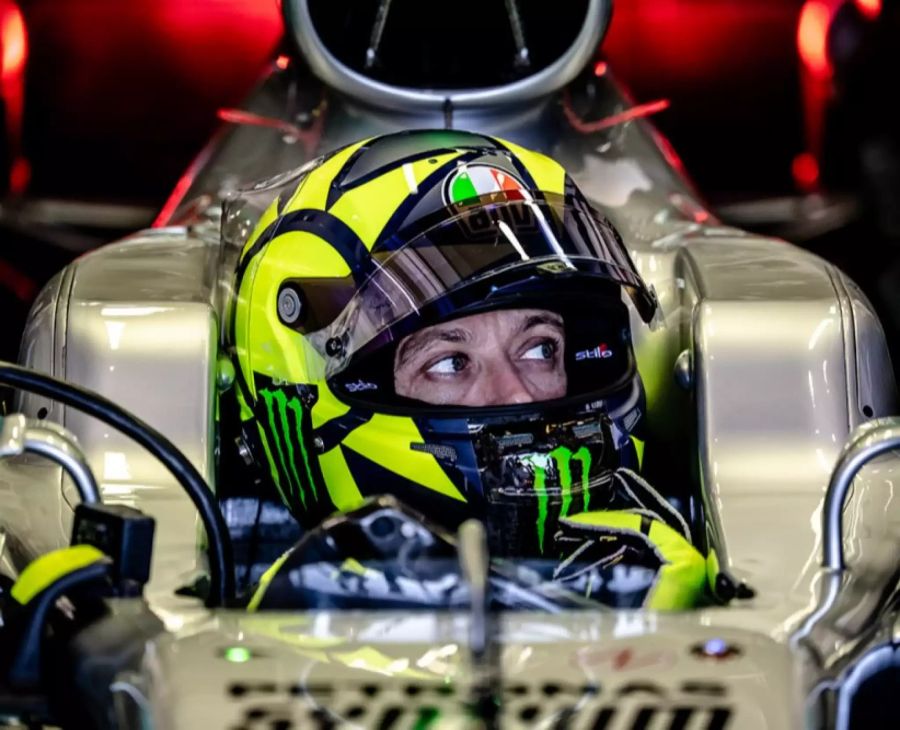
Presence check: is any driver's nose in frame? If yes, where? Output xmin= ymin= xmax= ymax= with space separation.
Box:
xmin=480 ymin=360 xmax=533 ymax=405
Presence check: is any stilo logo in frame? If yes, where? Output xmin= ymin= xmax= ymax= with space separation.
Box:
xmin=576 ymin=343 xmax=614 ymax=361
xmin=346 ymin=380 xmax=378 ymax=393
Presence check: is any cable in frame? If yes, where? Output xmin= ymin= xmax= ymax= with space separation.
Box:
xmin=0 ymin=361 xmax=235 ymax=606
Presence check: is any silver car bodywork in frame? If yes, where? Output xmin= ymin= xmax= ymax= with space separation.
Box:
xmin=2 ymin=3 xmax=899 ymax=726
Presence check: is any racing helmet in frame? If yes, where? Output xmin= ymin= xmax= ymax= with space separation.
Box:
xmin=229 ymin=130 xmax=659 ymax=557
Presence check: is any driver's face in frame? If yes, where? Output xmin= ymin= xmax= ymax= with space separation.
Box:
xmin=394 ymin=309 xmax=567 ymax=406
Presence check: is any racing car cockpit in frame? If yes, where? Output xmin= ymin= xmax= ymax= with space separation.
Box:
xmin=1 ymin=0 xmax=899 ymax=727
xmin=210 ymin=129 xmax=731 ymax=616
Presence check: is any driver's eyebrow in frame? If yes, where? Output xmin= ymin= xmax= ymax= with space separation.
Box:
xmin=520 ymin=313 xmax=564 ymax=332
xmin=396 ymin=327 xmax=470 ymax=367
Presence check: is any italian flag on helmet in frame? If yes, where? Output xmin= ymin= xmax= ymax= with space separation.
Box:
xmin=445 ymin=164 xmax=531 ymax=205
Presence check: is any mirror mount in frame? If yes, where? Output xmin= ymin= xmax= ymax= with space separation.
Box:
xmin=822 ymin=417 xmax=900 ymax=571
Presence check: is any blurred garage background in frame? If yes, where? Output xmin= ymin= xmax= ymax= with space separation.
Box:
xmin=1 ymin=0 xmax=898 ymax=371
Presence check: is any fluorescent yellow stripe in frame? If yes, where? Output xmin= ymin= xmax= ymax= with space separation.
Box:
xmin=255 ymin=424 xmax=287 ymax=504
xmin=235 ymin=141 xmax=371 ymax=398
xmin=636 ymin=356 xmax=667 ymax=425
xmin=498 ymin=142 xmax=566 ymax=195
xmin=564 ymin=510 xmax=707 ymax=610
xmin=566 ymin=510 xmax=641 ymax=531
xmin=264 ymin=230 xmax=352 ymax=277
xmin=706 ymin=547 xmax=721 ymax=588
xmin=244 ymin=246 xmax=325 ymax=385
xmin=329 ymin=151 xmax=462 ymax=248
xmin=310 ymin=384 xmax=350 ymax=430
xmin=631 ymin=435 xmax=645 ymax=470
xmin=242 ymin=615 xmax=344 ymax=654
xmin=241 ymin=232 xmax=345 ymax=391
xmin=331 ymin=647 xmax=435 ymax=679
xmin=282 ymin=139 xmax=371 ymax=214
xmin=646 ymin=518 xmax=707 ymax=610
xmin=234 ymin=252 xmax=264 ymax=400
xmin=340 ymin=558 xmax=368 ymax=576
xmin=318 ymin=445 xmax=365 ymax=512
xmin=236 ymin=384 xmax=255 ymax=423
xmin=247 ymin=548 xmax=294 ymax=612
xmin=11 ymin=545 xmax=106 ymax=605
xmin=342 ymin=414 xmax=465 ymax=502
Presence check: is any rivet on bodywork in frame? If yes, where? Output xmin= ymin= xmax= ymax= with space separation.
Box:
xmin=216 ymin=356 xmax=236 ymax=392
xmin=674 ymin=349 xmax=693 ymax=391
xmin=236 ymin=436 xmax=254 ymax=465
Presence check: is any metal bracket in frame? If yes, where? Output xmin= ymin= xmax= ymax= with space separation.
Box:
xmin=457 ymin=519 xmax=500 ymax=727
xmin=822 ymin=417 xmax=900 ymax=571
xmin=0 ymin=414 xmax=100 ymax=505
xmin=790 ymin=418 xmax=900 ymax=654
xmin=458 ymin=520 xmax=490 ymax=659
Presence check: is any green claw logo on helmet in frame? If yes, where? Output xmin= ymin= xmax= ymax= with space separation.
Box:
xmin=228 ymin=130 xmax=658 ymax=558
xmin=526 ymin=446 xmax=593 ymax=554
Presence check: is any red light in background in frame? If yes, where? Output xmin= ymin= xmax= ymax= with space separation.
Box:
xmin=797 ymin=1 xmax=832 ymax=80
xmin=792 ymin=151 xmax=820 ymax=190
xmin=593 ymin=61 xmax=608 ymax=77
xmin=9 ymin=156 xmax=29 ymax=193
xmin=1 ymin=1 xmax=29 ymax=194
xmin=855 ymin=0 xmax=881 ymax=20
xmin=276 ymin=54 xmax=290 ymax=70
xmin=563 ymin=97 xmax=670 ymax=135
xmin=217 ymin=108 xmax=303 ymax=137
xmin=0 ymin=259 xmax=37 ymax=302
xmin=654 ymin=129 xmax=688 ymax=178
xmin=152 ymin=2 xmax=282 ymax=101
xmin=153 ymin=168 xmax=196 ymax=227
xmin=0 ymin=0 xmax=26 ymax=82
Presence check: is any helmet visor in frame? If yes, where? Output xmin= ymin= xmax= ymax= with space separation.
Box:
xmin=309 ymin=192 xmax=655 ymax=385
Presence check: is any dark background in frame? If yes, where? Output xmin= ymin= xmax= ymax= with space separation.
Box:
xmin=2 ymin=0 xmax=898 ymax=370
xmin=12 ymin=0 xmax=805 ymax=202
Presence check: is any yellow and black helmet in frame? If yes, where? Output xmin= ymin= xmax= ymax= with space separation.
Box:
xmin=229 ymin=130 xmax=658 ymax=557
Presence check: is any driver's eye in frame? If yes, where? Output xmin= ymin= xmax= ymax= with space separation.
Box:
xmin=521 ymin=340 xmax=557 ymax=361
xmin=426 ymin=354 xmax=468 ymax=375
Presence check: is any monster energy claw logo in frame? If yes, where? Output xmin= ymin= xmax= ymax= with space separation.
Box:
xmin=529 ymin=446 xmax=592 ymax=554
xmin=259 ymin=389 xmax=319 ymax=509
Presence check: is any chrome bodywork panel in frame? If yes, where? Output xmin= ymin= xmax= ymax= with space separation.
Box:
xmin=2 ymin=66 xmax=898 ymax=727
xmin=5 ymin=227 xmax=220 ymax=613
xmin=146 ymin=613 xmax=798 ymax=729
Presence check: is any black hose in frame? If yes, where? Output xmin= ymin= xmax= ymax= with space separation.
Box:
xmin=0 ymin=361 xmax=235 ymax=606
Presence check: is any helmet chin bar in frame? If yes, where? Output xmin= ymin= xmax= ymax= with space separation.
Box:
xmin=473 ymin=413 xmax=620 ymax=557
